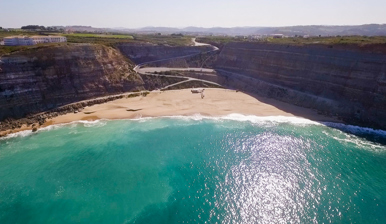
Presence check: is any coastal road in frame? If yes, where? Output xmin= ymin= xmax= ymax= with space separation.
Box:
xmin=138 ymin=67 xmax=215 ymax=74
xmin=133 ymin=52 xmax=205 ymax=72
xmin=134 ymin=38 xmax=219 ymax=73
xmin=133 ymin=38 xmax=221 ymax=89
xmin=192 ymin=38 xmax=219 ymax=51
xmin=140 ymin=73 xmax=222 ymax=90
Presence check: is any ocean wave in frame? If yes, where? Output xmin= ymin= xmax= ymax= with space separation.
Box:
xmin=322 ymin=122 xmax=386 ymax=137
xmin=155 ymin=114 xmax=386 ymax=150
xmin=159 ymin=113 xmax=322 ymax=126
xmin=0 ymin=129 xmax=35 ymax=140
xmin=220 ymin=114 xmax=322 ymax=125
xmin=2 ymin=114 xmax=386 ymax=144
xmin=322 ymin=130 xmax=386 ymax=153
xmin=0 ymin=120 xmax=110 ymax=141
xmin=321 ymin=123 xmax=386 ymax=152
xmin=77 ymin=120 xmax=107 ymax=128
xmin=162 ymin=114 xmax=386 ymax=138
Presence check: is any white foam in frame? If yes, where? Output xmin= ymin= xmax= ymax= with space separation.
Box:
xmin=322 ymin=122 xmax=386 ymax=137
xmin=1 ymin=129 xmax=35 ymax=140
xmin=321 ymin=122 xmax=386 ymax=151
xmin=322 ymin=129 xmax=386 ymax=153
xmin=0 ymin=120 xmax=109 ymax=141
xmin=158 ymin=113 xmax=322 ymax=126
xmin=77 ymin=120 xmax=107 ymax=128
xmin=2 ymin=114 xmax=386 ymax=144
xmin=220 ymin=114 xmax=322 ymax=125
xmin=144 ymin=114 xmax=386 ymax=150
xmin=161 ymin=114 xmax=386 ymax=138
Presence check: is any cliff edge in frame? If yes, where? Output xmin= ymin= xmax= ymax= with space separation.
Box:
xmin=214 ymin=42 xmax=386 ymax=129
xmin=0 ymin=44 xmax=144 ymax=121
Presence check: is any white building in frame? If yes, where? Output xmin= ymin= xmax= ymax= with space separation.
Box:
xmin=272 ymin=34 xmax=284 ymax=38
xmin=3 ymin=36 xmax=67 ymax=46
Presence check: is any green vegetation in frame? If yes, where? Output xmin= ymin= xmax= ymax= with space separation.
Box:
xmin=63 ymin=33 xmax=135 ymax=46
xmin=0 ymin=30 xmax=193 ymax=56
xmin=0 ymin=30 xmax=40 ymax=38
xmin=133 ymin=34 xmax=193 ymax=46
xmin=0 ymin=43 xmax=67 ymax=57
xmin=197 ymin=35 xmax=386 ymax=47
xmin=0 ymin=46 xmax=31 ymax=56
xmin=266 ymin=36 xmax=386 ymax=45
xmin=63 ymin=32 xmax=192 ymax=46
xmin=64 ymin=33 xmax=134 ymax=39
xmin=21 ymin=25 xmax=46 ymax=30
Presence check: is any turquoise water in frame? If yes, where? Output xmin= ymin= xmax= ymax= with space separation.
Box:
xmin=0 ymin=115 xmax=385 ymax=223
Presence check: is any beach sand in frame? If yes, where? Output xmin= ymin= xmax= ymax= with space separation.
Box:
xmin=0 ymin=89 xmax=340 ymax=137
xmin=47 ymin=88 xmax=339 ymax=125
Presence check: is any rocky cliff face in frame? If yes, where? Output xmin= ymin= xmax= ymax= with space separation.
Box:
xmin=214 ymin=42 xmax=386 ymax=129
xmin=0 ymin=44 xmax=144 ymax=120
xmin=117 ymin=43 xmax=213 ymax=64
xmin=143 ymin=50 xmax=218 ymax=68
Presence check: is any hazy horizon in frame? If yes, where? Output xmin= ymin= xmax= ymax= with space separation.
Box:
xmin=1 ymin=0 xmax=386 ymax=28
xmin=4 ymin=24 xmax=386 ymax=30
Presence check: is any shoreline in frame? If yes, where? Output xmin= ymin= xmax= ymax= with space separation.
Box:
xmin=0 ymin=88 xmax=341 ymax=138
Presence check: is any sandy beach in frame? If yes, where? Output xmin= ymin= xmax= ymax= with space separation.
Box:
xmin=46 ymin=88 xmax=339 ymax=125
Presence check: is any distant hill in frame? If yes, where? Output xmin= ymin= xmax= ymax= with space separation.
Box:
xmin=123 ymin=24 xmax=386 ymax=36
xmin=259 ymin=24 xmax=386 ymax=36
xmin=48 ymin=24 xmax=386 ymax=36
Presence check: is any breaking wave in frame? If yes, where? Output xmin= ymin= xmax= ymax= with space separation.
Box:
xmin=1 ymin=114 xmax=386 ymax=149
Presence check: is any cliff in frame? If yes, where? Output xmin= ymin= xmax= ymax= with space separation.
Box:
xmin=0 ymin=44 xmax=144 ymax=121
xmin=214 ymin=42 xmax=386 ymax=129
xmin=117 ymin=43 xmax=213 ymax=64
xmin=143 ymin=50 xmax=218 ymax=69
xmin=2 ymin=41 xmax=385 ymax=130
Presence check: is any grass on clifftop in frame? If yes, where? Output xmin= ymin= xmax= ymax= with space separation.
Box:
xmin=0 ymin=43 xmax=70 ymax=57
xmin=0 ymin=30 xmax=41 ymax=38
xmin=64 ymin=33 xmax=134 ymax=39
xmin=64 ymin=33 xmax=193 ymax=46
xmin=266 ymin=36 xmax=386 ymax=45
xmin=133 ymin=34 xmax=193 ymax=46
xmin=64 ymin=33 xmax=134 ymax=46
xmin=197 ymin=35 xmax=386 ymax=47
xmin=0 ymin=45 xmax=31 ymax=56
xmin=0 ymin=30 xmax=193 ymax=56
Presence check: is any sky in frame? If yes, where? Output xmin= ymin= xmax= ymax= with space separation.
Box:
xmin=1 ymin=0 xmax=385 ymax=28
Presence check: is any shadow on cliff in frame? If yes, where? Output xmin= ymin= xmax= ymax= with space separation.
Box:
xmin=243 ymin=92 xmax=386 ymax=146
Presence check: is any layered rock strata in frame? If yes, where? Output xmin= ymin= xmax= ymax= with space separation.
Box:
xmin=214 ymin=42 xmax=386 ymax=129
xmin=117 ymin=43 xmax=213 ymax=64
xmin=0 ymin=44 xmax=144 ymax=121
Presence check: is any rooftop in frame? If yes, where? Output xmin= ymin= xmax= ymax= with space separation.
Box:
xmin=4 ymin=35 xmax=65 ymax=39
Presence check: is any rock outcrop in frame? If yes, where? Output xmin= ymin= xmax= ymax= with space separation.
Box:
xmin=143 ymin=50 xmax=218 ymax=68
xmin=140 ymin=75 xmax=187 ymax=90
xmin=0 ymin=44 xmax=144 ymax=121
xmin=214 ymin=42 xmax=386 ymax=129
xmin=117 ymin=43 xmax=213 ymax=64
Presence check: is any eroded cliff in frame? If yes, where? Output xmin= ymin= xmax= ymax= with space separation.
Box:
xmin=0 ymin=44 xmax=144 ymax=121
xmin=117 ymin=43 xmax=213 ymax=64
xmin=214 ymin=42 xmax=386 ymax=129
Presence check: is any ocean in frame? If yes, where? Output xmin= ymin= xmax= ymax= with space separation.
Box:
xmin=0 ymin=115 xmax=385 ymax=223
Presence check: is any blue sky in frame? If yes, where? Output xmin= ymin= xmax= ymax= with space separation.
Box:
xmin=1 ymin=0 xmax=385 ymax=28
